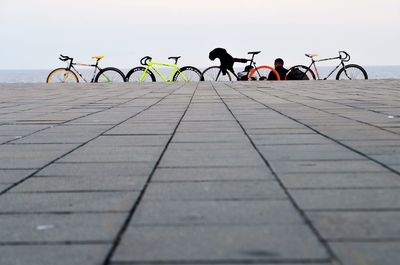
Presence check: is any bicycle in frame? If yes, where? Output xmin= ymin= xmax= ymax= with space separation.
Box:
xmin=285 ymin=51 xmax=368 ymax=80
xmin=126 ymin=56 xmax=202 ymax=82
xmin=46 ymin=55 xmax=125 ymax=83
xmin=201 ymin=51 xmax=280 ymax=81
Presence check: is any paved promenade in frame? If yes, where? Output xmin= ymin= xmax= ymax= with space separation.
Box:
xmin=0 ymin=80 xmax=399 ymax=265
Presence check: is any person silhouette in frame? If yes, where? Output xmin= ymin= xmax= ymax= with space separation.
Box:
xmin=209 ymin=48 xmax=235 ymax=76
xmin=209 ymin=48 xmax=248 ymax=79
xmin=238 ymin=65 xmax=256 ymax=80
xmin=268 ymin=58 xmax=288 ymax=80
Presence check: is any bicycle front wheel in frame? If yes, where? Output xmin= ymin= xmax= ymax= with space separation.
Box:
xmin=201 ymin=66 xmax=232 ymax=81
xmin=248 ymin=66 xmax=280 ymax=81
xmin=47 ymin=68 xmax=79 ymax=83
xmin=126 ymin=67 xmax=156 ymax=82
xmin=173 ymin=66 xmax=202 ymax=82
xmin=285 ymin=65 xmax=316 ymax=80
xmin=95 ymin=67 xmax=125 ymax=83
xmin=336 ymin=64 xmax=368 ymax=80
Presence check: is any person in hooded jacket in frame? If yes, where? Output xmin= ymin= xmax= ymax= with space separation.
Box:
xmin=268 ymin=58 xmax=288 ymax=80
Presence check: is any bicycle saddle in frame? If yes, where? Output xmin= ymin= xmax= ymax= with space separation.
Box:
xmin=248 ymin=51 xmax=261 ymax=55
xmin=168 ymin=56 xmax=181 ymax=64
xmin=92 ymin=55 xmax=104 ymax=60
xmin=305 ymin=53 xmax=318 ymax=58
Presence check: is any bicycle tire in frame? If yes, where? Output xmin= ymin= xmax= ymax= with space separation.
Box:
xmin=95 ymin=67 xmax=126 ymax=83
xmin=46 ymin=68 xmax=79 ymax=83
xmin=248 ymin=66 xmax=280 ymax=81
xmin=201 ymin=66 xmax=232 ymax=81
xmin=126 ymin=67 xmax=156 ymax=82
xmin=336 ymin=64 xmax=368 ymax=80
xmin=285 ymin=65 xmax=316 ymax=80
xmin=173 ymin=66 xmax=202 ymax=82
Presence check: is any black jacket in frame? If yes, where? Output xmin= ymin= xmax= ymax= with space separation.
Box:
xmin=268 ymin=66 xmax=288 ymax=80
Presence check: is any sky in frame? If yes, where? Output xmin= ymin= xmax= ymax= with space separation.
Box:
xmin=1 ymin=0 xmax=399 ymax=69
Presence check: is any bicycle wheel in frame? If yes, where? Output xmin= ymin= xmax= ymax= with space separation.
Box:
xmin=285 ymin=65 xmax=316 ymax=80
xmin=201 ymin=66 xmax=232 ymax=81
xmin=95 ymin=67 xmax=125 ymax=83
xmin=173 ymin=66 xmax=202 ymax=82
xmin=336 ymin=64 xmax=368 ymax=80
xmin=46 ymin=68 xmax=79 ymax=83
xmin=248 ymin=66 xmax=280 ymax=81
xmin=126 ymin=67 xmax=156 ymax=82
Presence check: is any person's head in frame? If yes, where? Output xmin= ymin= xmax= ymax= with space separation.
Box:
xmin=244 ymin=65 xmax=254 ymax=72
xmin=274 ymin=58 xmax=284 ymax=68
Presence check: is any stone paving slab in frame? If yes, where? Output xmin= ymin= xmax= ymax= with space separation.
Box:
xmin=290 ymin=189 xmax=400 ymax=210
xmin=0 ymin=81 xmax=399 ymax=265
xmin=308 ymin=211 xmax=400 ymax=240
xmin=330 ymin=242 xmax=400 ymax=265
xmin=142 ymin=180 xmax=287 ymax=201
xmin=0 ymin=169 xmax=35 ymax=183
xmin=0 ymin=245 xmax=111 ymax=265
xmin=112 ymin=225 xmax=329 ymax=263
xmin=152 ymin=166 xmax=276 ymax=182
xmin=131 ymin=200 xmax=303 ymax=225
xmin=0 ymin=192 xmax=140 ymax=213
xmin=11 ymin=175 xmax=148 ymax=192
xmin=0 ymin=212 xmax=127 ymax=243
xmin=279 ymin=171 xmax=400 ymax=189
xmin=36 ymin=162 xmax=155 ymax=178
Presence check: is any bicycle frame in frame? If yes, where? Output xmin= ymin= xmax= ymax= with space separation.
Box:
xmin=307 ymin=55 xmax=345 ymax=80
xmin=240 ymin=53 xmax=259 ymax=80
xmin=142 ymin=61 xmax=187 ymax=82
xmin=221 ymin=53 xmax=259 ymax=80
xmin=65 ymin=59 xmax=106 ymax=83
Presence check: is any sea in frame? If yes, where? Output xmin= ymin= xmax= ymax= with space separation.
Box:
xmin=0 ymin=66 xmax=399 ymax=83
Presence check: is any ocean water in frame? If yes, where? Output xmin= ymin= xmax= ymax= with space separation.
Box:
xmin=0 ymin=66 xmax=399 ymax=83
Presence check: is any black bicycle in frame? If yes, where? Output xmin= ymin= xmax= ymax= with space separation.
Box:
xmin=47 ymin=55 xmax=125 ymax=83
xmin=285 ymin=51 xmax=368 ymax=80
xmin=201 ymin=51 xmax=280 ymax=81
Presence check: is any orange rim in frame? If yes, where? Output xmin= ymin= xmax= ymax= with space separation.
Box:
xmin=248 ymin=66 xmax=280 ymax=81
xmin=47 ymin=68 xmax=79 ymax=83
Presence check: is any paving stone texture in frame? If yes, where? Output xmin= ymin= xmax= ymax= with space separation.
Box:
xmin=0 ymin=80 xmax=399 ymax=265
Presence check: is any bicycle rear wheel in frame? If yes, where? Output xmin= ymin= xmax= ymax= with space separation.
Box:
xmin=173 ymin=66 xmax=202 ymax=82
xmin=126 ymin=67 xmax=156 ymax=82
xmin=336 ymin=64 xmax=368 ymax=80
xmin=95 ymin=67 xmax=125 ymax=83
xmin=248 ymin=66 xmax=280 ymax=80
xmin=286 ymin=65 xmax=316 ymax=80
xmin=201 ymin=66 xmax=232 ymax=81
xmin=47 ymin=68 xmax=79 ymax=83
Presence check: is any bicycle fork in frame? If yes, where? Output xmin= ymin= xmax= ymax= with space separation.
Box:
xmin=341 ymin=62 xmax=352 ymax=80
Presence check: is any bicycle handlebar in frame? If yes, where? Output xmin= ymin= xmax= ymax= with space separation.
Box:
xmin=140 ymin=56 xmax=152 ymax=66
xmin=339 ymin=51 xmax=351 ymax=62
xmin=59 ymin=54 xmax=72 ymax=62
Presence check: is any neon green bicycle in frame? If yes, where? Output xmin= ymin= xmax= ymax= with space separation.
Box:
xmin=126 ymin=56 xmax=202 ymax=82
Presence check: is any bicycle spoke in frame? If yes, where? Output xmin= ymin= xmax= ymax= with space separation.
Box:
xmin=249 ymin=66 xmax=278 ymax=81
xmin=337 ymin=65 xmax=368 ymax=80
xmin=343 ymin=68 xmax=363 ymax=79
xmin=47 ymin=69 xmax=78 ymax=83
xmin=174 ymin=67 xmax=202 ymax=82
xmin=286 ymin=65 xmax=315 ymax=80
xmin=96 ymin=69 xmax=125 ymax=83
xmin=202 ymin=66 xmax=231 ymax=81
xmin=126 ymin=67 xmax=155 ymax=82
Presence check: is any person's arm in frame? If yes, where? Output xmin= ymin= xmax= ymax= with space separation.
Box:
xmin=268 ymin=71 xmax=277 ymax=80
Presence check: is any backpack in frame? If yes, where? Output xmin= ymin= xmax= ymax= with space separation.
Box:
xmin=287 ymin=68 xmax=310 ymax=80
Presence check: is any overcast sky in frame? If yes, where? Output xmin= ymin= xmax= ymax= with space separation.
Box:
xmin=1 ymin=0 xmax=399 ymax=69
